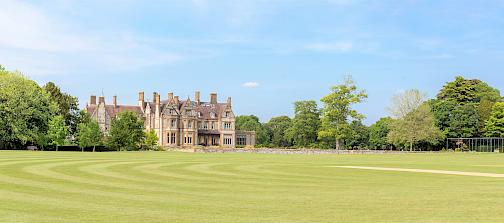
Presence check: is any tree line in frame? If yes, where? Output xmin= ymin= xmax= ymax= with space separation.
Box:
xmin=0 ymin=66 xmax=158 ymax=151
xmin=3 ymin=64 xmax=504 ymax=151
xmin=236 ymin=76 xmax=504 ymax=151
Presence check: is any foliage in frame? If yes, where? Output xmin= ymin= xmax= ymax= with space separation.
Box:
xmin=369 ymin=117 xmax=394 ymax=150
xmin=144 ymin=129 xmax=160 ymax=151
xmin=318 ymin=77 xmax=367 ymax=149
xmin=106 ymin=111 xmax=145 ymax=151
xmin=388 ymin=104 xmax=445 ymax=151
xmin=235 ymin=115 xmax=270 ymax=145
xmin=431 ymin=76 xmax=501 ymax=138
xmin=265 ymin=116 xmax=292 ymax=147
xmin=43 ymin=82 xmax=80 ymax=135
xmin=345 ymin=120 xmax=369 ymax=149
xmin=484 ymin=102 xmax=504 ymax=137
xmin=285 ymin=101 xmax=320 ymax=147
xmin=388 ymin=89 xmax=427 ymax=119
xmin=47 ymin=115 xmax=69 ymax=149
xmin=0 ymin=69 xmax=57 ymax=149
xmin=76 ymin=120 xmax=102 ymax=151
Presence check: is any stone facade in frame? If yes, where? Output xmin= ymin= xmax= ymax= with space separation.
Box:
xmin=86 ymin=92 xmax=256 ymax=148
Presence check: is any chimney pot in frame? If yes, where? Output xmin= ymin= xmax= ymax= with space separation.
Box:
xmin=113 ymin=96 xmax=117 ymax=108
xmin=98 ymin=96 xmax=105 ymax=104
xmin=155 ymin=94 xmax=161 ymax=105
xmin=195 ymin=91 xmax=201 ymax=105
xmin=210 ymin=92 xmax=217 ymax=104
xmin=138 ymin=91 xmax=144 ymax=101
xmin=174 ymin=96 xmax=179 ymax=104
xmin=90 ymin=95 xmax=97 ymax=105
xmin=168 ymin=92 xmax=174 ymax=100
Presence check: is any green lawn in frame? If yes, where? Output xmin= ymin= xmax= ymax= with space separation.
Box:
xmin=1 ymin=151 xmax=503 ymax=223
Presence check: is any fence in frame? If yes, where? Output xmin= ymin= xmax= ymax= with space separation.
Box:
xmin=446 ymin=138 xmax=504 ymax=152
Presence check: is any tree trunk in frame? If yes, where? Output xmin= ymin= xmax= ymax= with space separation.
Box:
xmin=93 ymin=145 xmax=96 ymax=152
xmin=410 ymin=142 xmax=413 ymax=152
xmin=82 ymin=146 xmax=84 ymax=152
xmin=56 ymin=145 xmax=58 ymax=151
xmin=336 ymin=138 xmax=340 ymax=150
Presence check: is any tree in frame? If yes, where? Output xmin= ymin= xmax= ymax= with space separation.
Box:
xmin=77 ymin=120 xmax=102 ymax=152
xmin=388 ymin=89 xmax=427 ymax=119
xmin=144 ymin=129 xmax=160 ymax=151
xmin=265 ymin=116 xmax=292 ymax=147
xmin=484 ymin=102 xmax=504 ymax=137
xmin=47 ymin=115 xmax=68 ymax=151
xmin=345 ymin=120 xmax=369 ymax=149
xmin=318 ymin=77 xmax=367 ymax=150
xmin=388 ymin=104 xmax=444 ymax=151
xmin=106 ymin=111 xmax=145 ymax=151
xmin=285 ymin=101 xmax=320 ymax=147
xmin=369 ymin=117 xmax=394 ymax=150
xmin=432 ymin=76 xmax=501 ymax=137
xmin=0 ymin=69 xmax=57 ymax=149
xmin=43 ymin=82 xmax=80 ymax=136
xmin=235 ymin=115 xmax=270 ymax=145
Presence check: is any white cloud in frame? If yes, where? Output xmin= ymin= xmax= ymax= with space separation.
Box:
xmin=0 ymin=0 xmax=183 ymax=76
xmin=304 ymin=42 xmax=354 ymax=53
xmin=241 ymin=82 xmax=260 ymax=88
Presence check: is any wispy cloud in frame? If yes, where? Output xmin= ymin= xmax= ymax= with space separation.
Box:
xmin=241 ymin=82 xmax=260 ymax=88
xmin=0 ymin=0 xmax=183 ymax=76
xmin=304 ymin=42 xmax=354 ymax=53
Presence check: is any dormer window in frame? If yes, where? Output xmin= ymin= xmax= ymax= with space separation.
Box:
xmin=225 ymin=112 xmax=231 ymax=118
xmin=210 ymin=112 xmax=216 ymax=119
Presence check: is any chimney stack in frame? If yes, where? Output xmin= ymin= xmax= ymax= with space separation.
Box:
xmin=210 ymin=92 xmax=217 ymax=104
xmin=174 ymin=96 xmax=179 ymax=104
xmin=195 ymin=91 xmax=201 ymax=105
xmin=99 ymin=96 xmax=105 ymax=104
xmin=168 ymin=92 xmax=174 ymax=100
xmin=138 ymin=91 xmax=145 ymax=108
xmin=90 ymin=95 xmax=97 ymax=105
xmin=155 ymin=93 xmax=161 ymax=105
xmin=227 ymin=97 xmax=232 ymax=107
xmin=152 ymin=92 xmax=158 ymax=103
xmin=113 ymin=95 xmax=117 ymax=108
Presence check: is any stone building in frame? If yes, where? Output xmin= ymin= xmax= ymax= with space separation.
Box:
xmin=86 ymin=92 xmax=256 ymax=148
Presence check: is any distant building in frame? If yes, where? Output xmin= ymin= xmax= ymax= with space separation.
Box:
xmin=86 ymin=92 xmax=255 ymax=148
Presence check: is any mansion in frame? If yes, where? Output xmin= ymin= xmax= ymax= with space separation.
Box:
xmin=86 ymin=91 xmax=256 ymax=148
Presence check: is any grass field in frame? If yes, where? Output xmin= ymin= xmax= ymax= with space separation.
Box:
xmin=1 ymin=151 xmax=504 ymax=223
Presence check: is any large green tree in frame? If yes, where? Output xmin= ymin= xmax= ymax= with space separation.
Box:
xmin=43 ymin=82 xmax=80 ymax=135
xmin=235 ymin=115 xmax=270 ymax=145
xmin=484 ymin=102 xmax=504 ymax=137
xmin=0 ymin=68 xmax=57 ymax=149
xmin=369 ymin=117 xmax=394 ymax=150
xmin=77 ymin=120 xmax=102 ymax=152
xmin=345 ymin=120 xmax=369 ymax=149
xmin=265 ymin=116 xmax=292 ymax=147
xmin=47 ymin=115 xmax=69 ymax=151
xmin=285 ymin=101 xmax=320 ymax=147
xmin=432 ymin=76 xmax=501 ymax=137
xmin=318 ymin=78 xmax=367 ymax=150
xmin=388 ymin=104 xmax=444 ymax=151
xmin=106 ymin=111 xmax=145 ymax=151
xmin=144 ymin=129 xmax=160 ymax=151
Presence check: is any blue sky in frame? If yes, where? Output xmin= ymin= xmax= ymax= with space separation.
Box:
xmin=1 ymin=0 xmax=504 ymax=125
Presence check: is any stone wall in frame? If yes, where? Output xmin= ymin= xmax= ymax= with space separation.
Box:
xmin=184 ymin=148 xmax=440 ymax=155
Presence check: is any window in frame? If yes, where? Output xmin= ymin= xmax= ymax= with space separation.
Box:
xmin=184 ymin=135 xmax=193 ymax=144
xmin=211 ymin=122 xmax=215 ymax=130
xmin=171 ymin=120 xmax=177 ymax=128
xmin=203 ymin=122 xmax=208 ymax=130
xmin=212 ymin=136 xmax=218 ymax=145
xmin=210 ymin=112 xmax=216 ymax=119
xmin=223 ymin=122 xmax=232 ymax=130
xmin=224 ymin=135 xmax=232 ymax=145
xmin=237 ymin=135 xmax=247 ymax=146
xmin=198 ymin=121 xmax=202 ymax=129
xmin=170 ymin=133 xmax=176 ymax=144
xmin=188 ymin=121 xmax=193 ymax=129
xmin=225 ymin=112 xmax=230 ymax=117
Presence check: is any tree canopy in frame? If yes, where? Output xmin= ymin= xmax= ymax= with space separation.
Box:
xmin=0 ymin=69 xmax=57 ymax=149
xmin=388 ymin=104 xmax=444 ymax=151
xmin=235 ymin=115 xmax=270 ymax=145
xmin=47 ymin=115 xmax=69 ymax=150
xmin=285 ymin=101 xmax=320 ymax=147
xmin=106 ymin=111 xmax=145 ymax=151
xmin=77 ymin=120 xmax=102 ymax=152
xmin=43 ymin=82 xmax=80 ymax=135
xmin=318 ymin=77 xmax=367 ymax=149
xmin=369 ymin=117 xmax=393 ymax=150
xmin=265 ymin=116 xmax=292 ymax=147
xmin=484 ymin=102 xmax=504 ymax=137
